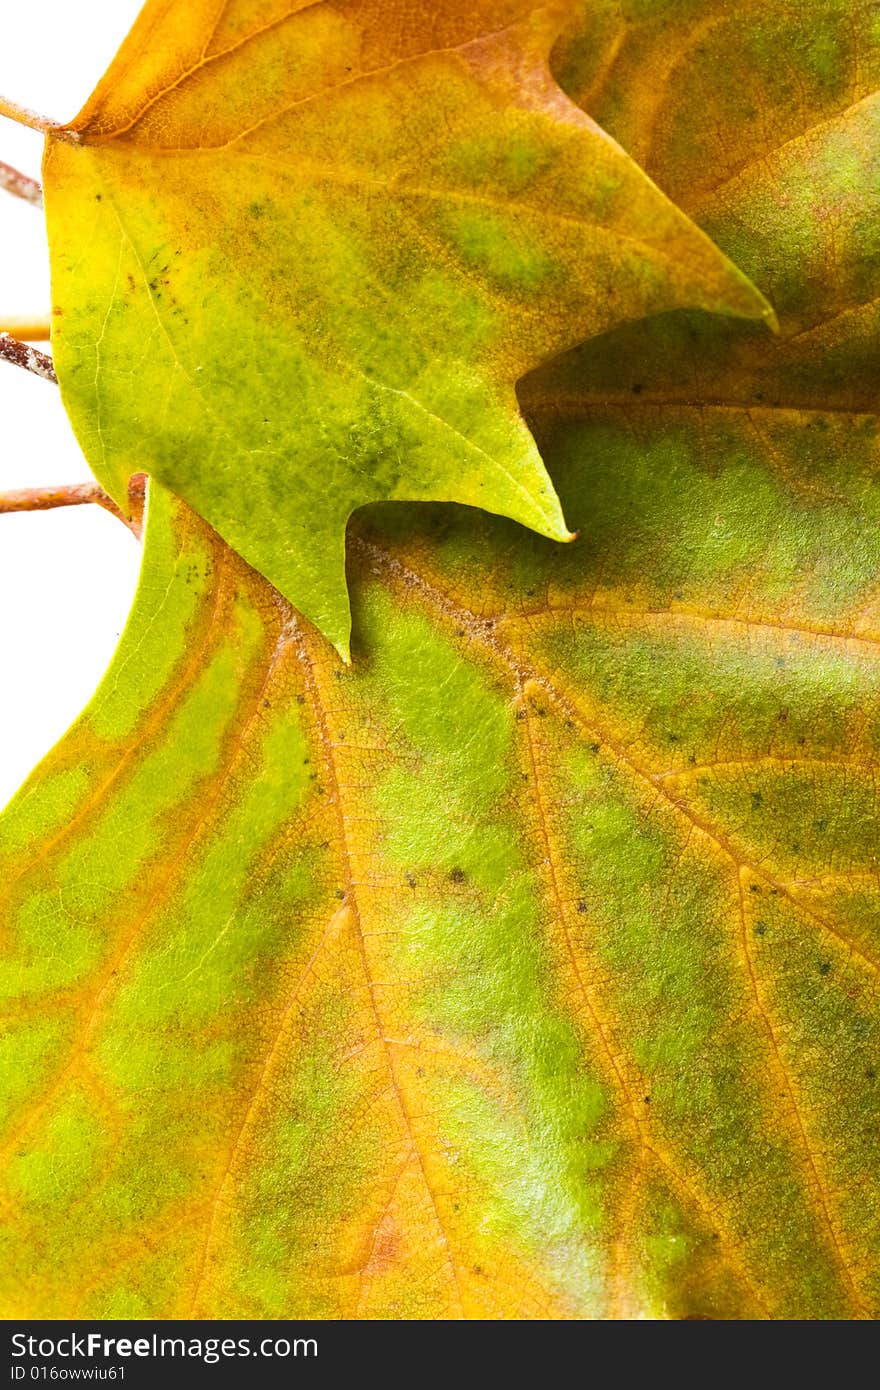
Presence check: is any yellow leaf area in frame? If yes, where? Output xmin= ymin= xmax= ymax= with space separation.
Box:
xmin=42 ymin=0 xmax=771 ymax=656
xmin=538 ymin=0 xmax=880 ymax=460
xmin=3 ymin=418 xmax=880 ymax=1317
xmin=1 ymin=0 xmax=878 ymax=1323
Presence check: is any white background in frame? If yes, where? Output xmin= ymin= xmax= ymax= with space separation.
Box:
xmin=0 ymin=1 xmax=146 ymax=805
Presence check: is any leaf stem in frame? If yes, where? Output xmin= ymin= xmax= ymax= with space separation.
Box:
xmin=0 ymin=332 xmax=56 ymax=382
xmin=0 ymin=94 xmax=59 ymax=136
xmin=0 ymin=160 xmax=42 ymax=208
xmin=0 ymin=482 xmax=114 ymax=514
xmin=0 ymin=475 xmax=146 ymax=538
xmin=0 ymin=316 xmax=51 ymax=341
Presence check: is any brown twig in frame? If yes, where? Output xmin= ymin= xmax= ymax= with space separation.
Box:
xmin=0 ymin=332 xmax=56 ymax=382
xmin=0 ymin=160 xmax=42 ymax=208
xmin=0 ymin=475 xmax=147 ymax=538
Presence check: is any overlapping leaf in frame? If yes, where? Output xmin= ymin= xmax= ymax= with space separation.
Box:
xmin=535 ymin=0 xmax=880 ymax=485
xmin=43 ymin=0 xmax=771 ymax=655
xmin=1 ymin=0 xmax=878 ymax=1321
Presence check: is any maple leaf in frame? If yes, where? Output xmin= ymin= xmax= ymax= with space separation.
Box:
xmin=538 ymin=0 xmax=880 ymax=460
xmin=3 ymin=433 xmax=880 ymax=1316
xmin=1 ymin=0 xmax=878 ymax=1323
xmin=43 ymin=0 xmax=772 ymax=657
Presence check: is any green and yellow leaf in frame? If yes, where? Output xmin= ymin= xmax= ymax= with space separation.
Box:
xmin=43 ymin=0 xmax=771 ymax=656
xmin=536 ymin=0 xmax=880 ymax=501
xmin=2 ymin=427 xmax=880 ymax=1317
xmin=1 ymin=0 xmax=878 ymax=1322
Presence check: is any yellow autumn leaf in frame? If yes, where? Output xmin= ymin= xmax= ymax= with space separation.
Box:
xmin=41 ymin=0 xmax=771 ymax=655
xmin=1 ymin=0 xmax=877 ymax=1323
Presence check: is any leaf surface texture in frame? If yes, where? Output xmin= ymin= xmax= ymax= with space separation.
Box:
xmin=44 ymin=0 xmax=770 ymax=654
xmin=1 ymin=0 xmax=877 ymax=1320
